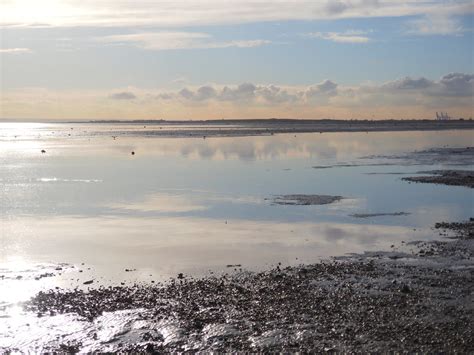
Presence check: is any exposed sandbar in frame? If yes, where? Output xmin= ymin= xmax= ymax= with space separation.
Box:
xmin=271 ymin=194 xmax=343 ymax=205
xmin=402 ymin=170 xmax=474 ymax=188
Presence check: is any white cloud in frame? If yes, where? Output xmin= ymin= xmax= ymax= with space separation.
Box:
xmin=305 ymin=80 xmax=339 ymax=98
xmin=220 ymin=83 xmax=258 ymax=102
xmin=435 ymin=73 xmax=474 ymax=97
xmin=407 ymin=14 xmax=465 ymax=35
xmin=308 ymin=31 xmax=371 ymax=43
xmin=98 ymin=32 xmax=271 ymax=50
xmin=3 ymin=73 xmax=472 ymax=120
xmin=156 ymin=80 xmax=336 ymax=105
xmin=179 ymin=86 xmax=218 ymax=101
xmin=257 ymin=85 xmax=300 ymax=104
xmin=1 ymin=1 xmax=472 ymax=28
xmin=172 ymin=77 xmax=188 ymax=85
xmin=0 ymin=47 xmax=31 ymax=53
xmin=378 ymin=73 xmax=474 ymax=97
xmin=154 ymin=73 xmax=473 ymax=108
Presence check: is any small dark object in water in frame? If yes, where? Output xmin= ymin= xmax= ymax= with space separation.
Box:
xmin=41 ymin=150 xmax=46 ymax=154
xmin=177 ymin=273 xmax=184 ymax=279
xmin=131 ymin=151 xmax=135 ymax=155
xmin=83 ymin=280 xmax=93 ymax=285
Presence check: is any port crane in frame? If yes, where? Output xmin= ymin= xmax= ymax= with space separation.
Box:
xmin=436 ymin=112 xmax=451 ymax=120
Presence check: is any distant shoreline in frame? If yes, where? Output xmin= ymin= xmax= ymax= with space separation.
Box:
xmin=79 ymin=119 xmax=474 ymax=137
xmin=1 ymin=118 xmax=473 ymax=125
xmin=2 ymin=119 xmax=473 ymax=137
xmin=81 ymin=118 xmax=473 ymax=125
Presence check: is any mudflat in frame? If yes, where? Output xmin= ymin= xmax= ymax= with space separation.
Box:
xmin=402 ymin=170 xmax=474 ymax=188
xmin=84 ymin=119 xmax=474 ymax=137
xmin=21 ymin=220 xmax=473 ymax=353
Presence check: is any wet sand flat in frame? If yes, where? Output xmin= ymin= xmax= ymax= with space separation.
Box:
xmin=13 ymin=220 xmax=473 ymax=353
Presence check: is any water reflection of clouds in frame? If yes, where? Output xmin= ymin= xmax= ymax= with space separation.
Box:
xmin=1 ymin=216 xmax=433 ymax=277
xmin=1 ymin=130 xmax=472 ymax=162
xmin=106 ymin=191 xmax=264 ymax=214
xmin=108 ymin=193 xmax=208 ymax=213
xmin=113 ymin=131 xmax=472 ymax=162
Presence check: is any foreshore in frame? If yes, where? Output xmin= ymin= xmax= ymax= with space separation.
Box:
xmin=14 ymin=219 xmax=472 ymax=353
xmin=1 ymin=138 xmax=472 ymax=352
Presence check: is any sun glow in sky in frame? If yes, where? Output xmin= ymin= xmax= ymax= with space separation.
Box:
xmin=0 ymin=0 xmax=473 ymax=120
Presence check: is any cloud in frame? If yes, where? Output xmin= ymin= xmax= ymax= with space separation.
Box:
xmin=3 ymin=73 xmax=473 ymax=120
xmin=172 ymin=77 xmax=188 ymax=85
xmin=157 ymin=73 xmax=473 ymax=110
xmin=98 ymin=32 xmax=271 ymax=51
xmin=436 ymin=73 xmax=474 ymax=97
xmin=257 ymin=85 xmax=300 ymax=104
xmin=324 ymin=1 xmax=350 ymax=15
xmin=179 ymin=86 xmax=218 ymax=101
xmin=1 ymin=1 xmax=472 ymax=28
xmin=380 ymin=73 xmax=474 ymax=97
xmin=0 ymin=47 xmax=32 ymax=54
xmin=305 ymin=80 xmax=339 ymax=98
xmin=157 ymin=81 xmax=325 ymax=105
xmin=382 ymin=77 xmax=434 ymax=91
xmin=407 ymin=14 xmax=465 ymax=36
xmin=220 ymin=83 xmax=258 ymax=102
xmin=308 ymin=30 xmax=371 ymax=43
xmin=110 ymin=92 xmax=137 ymax=100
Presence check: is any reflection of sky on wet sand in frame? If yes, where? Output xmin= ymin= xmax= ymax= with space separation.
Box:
xmin=1 ymin=123 xmax=473 ymax=161
xmin=1 ymin=216 xmax=432 ymax=280
xmin=0 ymin=124 xmax=473 ymax=304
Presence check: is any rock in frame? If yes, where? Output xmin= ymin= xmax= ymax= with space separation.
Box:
xmin=399 ymin=284 xmax=411 ymax=293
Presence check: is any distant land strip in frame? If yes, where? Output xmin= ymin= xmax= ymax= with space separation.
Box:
xmin=67 ymin=119 xmax=474 ymax=137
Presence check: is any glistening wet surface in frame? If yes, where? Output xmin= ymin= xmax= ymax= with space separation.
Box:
xmin=0 ymin=123 xmax=473 ymax=351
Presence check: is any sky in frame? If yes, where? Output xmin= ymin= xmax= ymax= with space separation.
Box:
xmin=0 ymin=0 xmax=473 ymax=120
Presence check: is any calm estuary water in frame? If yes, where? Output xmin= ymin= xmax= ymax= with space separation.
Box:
xmin=0 ymin=123 xmax=473 ymax=305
